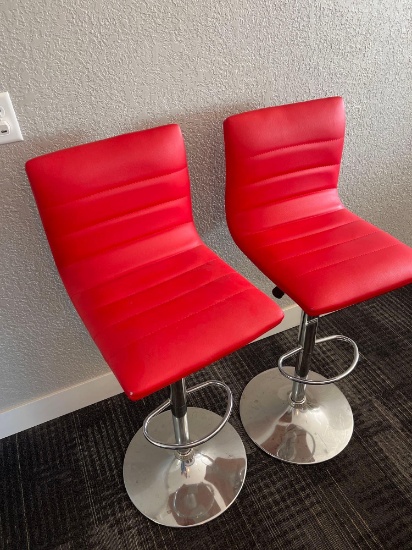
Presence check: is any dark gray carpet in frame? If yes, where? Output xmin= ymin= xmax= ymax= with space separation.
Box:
xmin=1 ymin=285 xmax=411 ymax=550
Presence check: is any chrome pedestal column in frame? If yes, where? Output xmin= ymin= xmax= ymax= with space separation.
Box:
xmin=124 ymin=379 xmax=247 ymax=527
xmin=240 ymin=313 xmax=358 ymax=464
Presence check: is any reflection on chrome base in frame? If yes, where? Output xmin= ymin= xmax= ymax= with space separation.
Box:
xmin=123 ymin=407 xmax=247 ymax=527
xmin=240 ymin=367 xmax=353 ymax=464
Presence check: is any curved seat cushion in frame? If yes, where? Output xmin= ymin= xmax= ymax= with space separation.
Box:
xmin=26 ymin=124 xmax=284 ymax=400
xmin=224 ymin=97 xmax=412 ymax=316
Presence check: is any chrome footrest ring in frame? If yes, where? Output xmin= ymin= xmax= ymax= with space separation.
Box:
xmin=143 ymin=380 xmax=233 ymax=450
xmin=278 ymin=334 xmax=359 ymax=385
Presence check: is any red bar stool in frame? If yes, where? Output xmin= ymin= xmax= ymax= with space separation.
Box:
xmin=26 ymin=124 xmax=284 ymax=526
xmin=224 ymin=97 xmax=412 ymax=464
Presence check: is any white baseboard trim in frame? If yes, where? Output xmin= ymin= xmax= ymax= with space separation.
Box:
xmin=254 ymin=303 xmax=301 ymax=340
xmin=0 ymin=373 xmax=123 ymax=440
xmin=0 ymin=303 xmax=301 ymax=440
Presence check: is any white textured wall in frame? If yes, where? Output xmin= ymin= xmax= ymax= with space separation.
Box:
xmin=1 ymin=0 xmax=411 ymax=411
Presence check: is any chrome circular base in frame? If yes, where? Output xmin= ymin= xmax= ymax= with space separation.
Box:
xmin=123 ymin=407 xmax=247 ymax=527
xmin=240 ymin=368 xmax=353 ymax=464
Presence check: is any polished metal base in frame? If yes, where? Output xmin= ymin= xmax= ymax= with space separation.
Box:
xmin=240 ymin=367 xmax=353 ymax=464
xmin=123 ymin=407 xmax=247 ymax=527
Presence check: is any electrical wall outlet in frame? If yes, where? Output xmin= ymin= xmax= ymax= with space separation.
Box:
xmin=0 ymin=92 xmax=23 ymax=144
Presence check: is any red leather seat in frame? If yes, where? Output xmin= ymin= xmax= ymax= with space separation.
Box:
xmin=224 ymin=97 xmax=412 ymax=316
xmin=26 ymin=124 xmax=285 ymax=526
xmin=26 ymin=124 xmax=284 ymax=401
xmin=224 ymin=97 xmax=412 ymax=465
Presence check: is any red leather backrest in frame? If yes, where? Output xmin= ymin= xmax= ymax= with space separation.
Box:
xmin=224 ymin=97 xmax=346 ymax=237
xmin=26 ymin=124 xmax=199 ymax=296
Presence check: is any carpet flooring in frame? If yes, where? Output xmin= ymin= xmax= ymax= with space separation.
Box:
xmin=1 ymin=285 xmax=411 ymax=550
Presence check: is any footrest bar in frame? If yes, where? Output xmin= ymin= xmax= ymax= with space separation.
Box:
xmin=278 ymin=334 xmax=359 ymax=385
xmin=143 ymin=380 xmax=233 ymax=450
